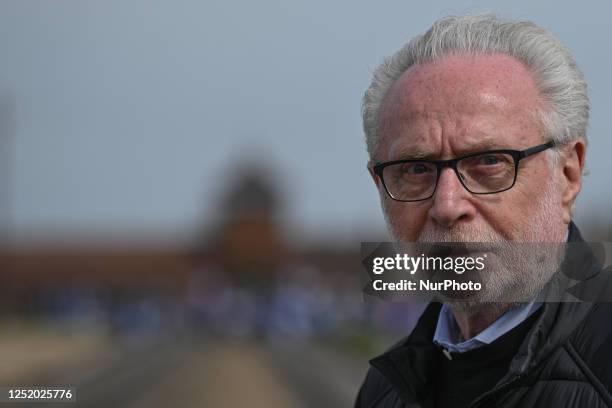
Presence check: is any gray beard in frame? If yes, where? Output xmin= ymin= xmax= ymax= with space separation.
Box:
xmin=448 ymin=240 xmax=565 ymax=314
xmin=387 ymin=186 xmax=567 ymax=315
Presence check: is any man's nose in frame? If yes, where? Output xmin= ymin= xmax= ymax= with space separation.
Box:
xmin=428 ymin=167 xmax=476 ymax=228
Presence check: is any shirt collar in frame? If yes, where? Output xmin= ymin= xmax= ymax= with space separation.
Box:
xmin=433 ymin=299 xmax=542 ymax=353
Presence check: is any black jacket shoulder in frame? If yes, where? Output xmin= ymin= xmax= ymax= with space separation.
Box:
xmin=566 ymin=302 xmax=612 ymax=404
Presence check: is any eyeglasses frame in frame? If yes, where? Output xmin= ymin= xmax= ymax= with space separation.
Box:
xmin=372 ymin=141 xmax=556 ymax=202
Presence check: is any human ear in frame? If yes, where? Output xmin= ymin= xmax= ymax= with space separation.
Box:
xmin=560 ymin=138 xmax=586 ymax=224
xmin=368 ymin=162 xmax=381 ymax=189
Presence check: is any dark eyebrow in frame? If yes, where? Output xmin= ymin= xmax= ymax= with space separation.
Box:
xmin=457 ymin=139 xmax=507 ymax=155
xmin=390 ymin=138 xmax=508 ymax=161
xmin=391 ymin=147 xmax=437 ymax=161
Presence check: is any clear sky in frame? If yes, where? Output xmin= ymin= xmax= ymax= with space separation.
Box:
xmin=0 ymin=0 xmax=610 ymax=244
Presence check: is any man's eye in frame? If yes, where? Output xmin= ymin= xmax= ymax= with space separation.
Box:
xmin=411 ymin=164 xmax=427 ymax=174
xmin=479 ymin=155 xmax=500 ymax=165
xmin=404 ymin=163 xmax=431 ymax=174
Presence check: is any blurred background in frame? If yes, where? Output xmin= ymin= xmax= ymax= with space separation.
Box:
xmin=0 ymin=1 xmax=611 ymax=407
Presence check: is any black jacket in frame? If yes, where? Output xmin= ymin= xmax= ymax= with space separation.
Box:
xmin=355 ymin=223 xmax=612 ymax=407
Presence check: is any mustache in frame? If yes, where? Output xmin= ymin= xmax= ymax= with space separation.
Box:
xmin=416 ymin=224 xmax=505 ymax=243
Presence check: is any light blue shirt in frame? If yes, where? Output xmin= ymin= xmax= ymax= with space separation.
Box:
xmin=433 ymin=300 xmax=542 ymax=353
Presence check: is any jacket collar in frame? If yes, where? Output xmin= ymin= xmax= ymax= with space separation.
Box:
xmin=508 ymin=221 xmax=597 ymax=376
xmin=369 ymin=302 xmax=442 ymax=406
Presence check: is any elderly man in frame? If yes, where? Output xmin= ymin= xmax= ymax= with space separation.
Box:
xmin=356 ymin=14 xmax=612 ymax=408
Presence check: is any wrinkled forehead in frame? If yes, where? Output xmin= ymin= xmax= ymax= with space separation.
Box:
xmin=376 ymin=54 xmax=545 ymax=159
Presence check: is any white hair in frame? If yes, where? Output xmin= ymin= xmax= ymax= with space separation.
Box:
xmin=362 ymin=14 xmax=589 ymax=161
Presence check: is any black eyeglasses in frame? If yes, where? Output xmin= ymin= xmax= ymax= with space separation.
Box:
xmin=373 ymin=141 xmax=555 ymax=202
